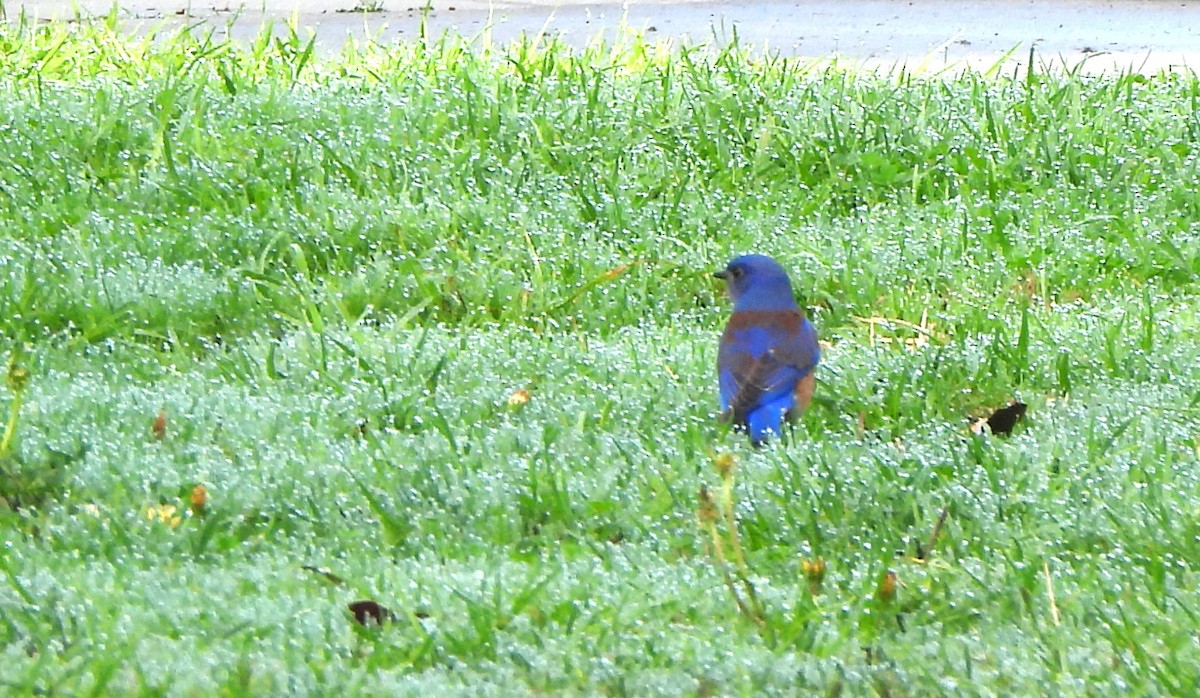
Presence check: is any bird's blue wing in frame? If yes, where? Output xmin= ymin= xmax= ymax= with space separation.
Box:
xmin=718 ymin=311 xmax=820 ymax=439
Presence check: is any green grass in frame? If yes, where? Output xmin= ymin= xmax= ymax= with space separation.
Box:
xmin=2 ymin=12 xmax=1200 ymax=695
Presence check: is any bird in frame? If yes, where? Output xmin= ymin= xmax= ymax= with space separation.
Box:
xmin=715 ymin=254 xmax=820 ymax=446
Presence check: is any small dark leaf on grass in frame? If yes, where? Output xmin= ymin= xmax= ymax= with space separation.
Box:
xmin=985 ymin=401 xmax=1027 ymax=435
xmin=152 ymin=410 xmax=167 ymax=441
xmin=348 ymin=599 xmax=394 ymax=626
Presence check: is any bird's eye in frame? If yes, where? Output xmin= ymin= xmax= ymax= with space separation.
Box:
xmin=730 ymin=267 xmax=744 ymax=278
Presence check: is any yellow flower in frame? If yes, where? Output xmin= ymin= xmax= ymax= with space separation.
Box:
xmin=801 ymin=556 xmax=827 ymax=596
xmin=696 ymin=487 xmax=719 ymax=525
xmin=507 ymin=389 xmax=531 ymax=408
xmin=713 ymin=452 xmax=736 ymax=481
xmin=190 ymin=484 xmax=208 ymax=515
xmin=6 ymin=360 xmax=29 ymax=393
xmin=876 ymin=570 xmax=898 ymax=603
xmin=146 ymin=503 xmax=182 ymax=528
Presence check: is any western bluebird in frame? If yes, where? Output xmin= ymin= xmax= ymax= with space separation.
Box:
xmin=715 ymin=254 xmax=820 ymax=446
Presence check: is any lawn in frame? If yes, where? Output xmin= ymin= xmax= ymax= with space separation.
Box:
xmin=2 ymin=14 xmax=1200 ymax=696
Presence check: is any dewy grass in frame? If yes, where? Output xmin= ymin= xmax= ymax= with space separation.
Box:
xmin=1 ymin=13 xmax=1199 ymax=695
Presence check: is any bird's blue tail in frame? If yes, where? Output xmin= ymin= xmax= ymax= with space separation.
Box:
xmin=746 ymin=393 xmax=793 ymax=446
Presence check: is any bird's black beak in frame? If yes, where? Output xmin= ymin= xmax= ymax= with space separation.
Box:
xmin=713 ymin=270 xmax=728 ymax=280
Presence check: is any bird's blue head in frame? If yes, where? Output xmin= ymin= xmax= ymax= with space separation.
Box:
xmin=715 ymin=254 xmax=798 ymax=311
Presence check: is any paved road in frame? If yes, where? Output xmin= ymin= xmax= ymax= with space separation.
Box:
xmin=10 ymin=0 xmax=1200 ymax=72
